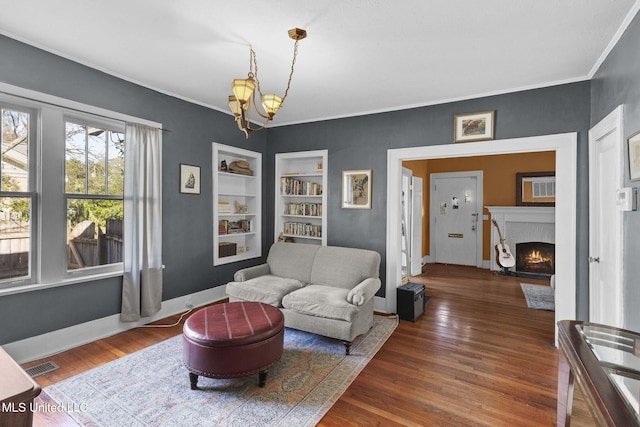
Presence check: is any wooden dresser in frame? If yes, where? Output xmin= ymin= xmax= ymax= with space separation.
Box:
xmin=0 ymin=347 xmax=41 ymax=427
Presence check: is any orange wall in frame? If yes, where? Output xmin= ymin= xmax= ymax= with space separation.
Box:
xmin=403 ymin=151 xmax=555 ymax=261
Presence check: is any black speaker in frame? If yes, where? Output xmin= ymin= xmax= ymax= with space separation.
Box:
xmin=397 ymin=282 xmax=426 ymax=322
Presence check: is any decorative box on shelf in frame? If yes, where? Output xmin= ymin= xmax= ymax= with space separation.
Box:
xmin=218 ymin=242 xmax=237 ymax=258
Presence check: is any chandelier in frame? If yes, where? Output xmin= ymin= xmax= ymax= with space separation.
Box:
xmin=228 ymin=28 xmax=307 ymax=138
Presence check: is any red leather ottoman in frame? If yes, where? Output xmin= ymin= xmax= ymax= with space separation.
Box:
xmin=182 ymin=301 xmax=284 ymax=388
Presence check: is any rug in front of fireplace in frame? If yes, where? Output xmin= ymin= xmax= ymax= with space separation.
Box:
xmin=520 ymin=283 xmax=555 ymax=311
xmin=45 ymin=314 xmax=398 ymax=427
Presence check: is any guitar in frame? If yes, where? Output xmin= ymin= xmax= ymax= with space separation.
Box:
xmin=492 ymin=219 xmax=515 ymax=268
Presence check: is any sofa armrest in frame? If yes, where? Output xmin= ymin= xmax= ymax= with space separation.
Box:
xmin=347 ymin=278 xmax=381 ymax=306
xmin=234 ymin=263 xmax=271 ymax=281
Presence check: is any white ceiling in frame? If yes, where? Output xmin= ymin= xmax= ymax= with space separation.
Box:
xmin=1 ymin=0 xmax=638 ymax=126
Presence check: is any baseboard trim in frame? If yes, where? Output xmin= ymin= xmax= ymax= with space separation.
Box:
xmin=374 ymin=296 xmax=387 ymax=313
xmin=3 ymin=285 xmax=228 ymax=364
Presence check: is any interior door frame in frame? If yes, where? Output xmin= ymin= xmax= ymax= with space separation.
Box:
xmin=410 ymin=176 xmax=423 ymax=275
xmin=386 ymin=133 xmax=578 ymax=337
xmin=430 ymin=171 xmax=484 ymax=268
xmin=588 ymin=105 xmax=624 ymax=326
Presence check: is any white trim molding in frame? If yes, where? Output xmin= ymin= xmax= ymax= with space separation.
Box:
xmin=386 ymin=133 xmax=578 ymax=343
xmin=3 ymin=285 xmax=228 ymax=364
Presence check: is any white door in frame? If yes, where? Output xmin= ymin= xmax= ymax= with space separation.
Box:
xmin=589 ymin=105 xmax=624 ymax=327
xmin=431 ymin=172 xmax=482 ymax=266
xmin=411 ymin=177 xmax=423 ymax=275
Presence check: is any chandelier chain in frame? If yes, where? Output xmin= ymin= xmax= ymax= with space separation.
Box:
xmin=281 ymin=39 xmax=300 ymax=107
xmin=249 ymin=47 xmax=263 ymax=97
xmin=247 ymin=40 xmax=299 ymax=105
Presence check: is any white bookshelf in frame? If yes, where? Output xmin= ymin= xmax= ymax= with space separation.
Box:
xmin=274 ymin=150 xmax=327 ymax=245
xmin=212 ymin=143 xmax=262 ymax=265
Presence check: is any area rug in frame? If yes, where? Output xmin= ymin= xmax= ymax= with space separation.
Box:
xmin=45 ymin=314 xmax=398 ymax=427
xmin=521 ymin=283 xmax=555 ymax=311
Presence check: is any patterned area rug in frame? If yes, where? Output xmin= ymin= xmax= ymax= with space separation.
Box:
xmin=45 ymin=315 xmax=398 ymax=426
xmin=521 ymin=283 xmax=555 ymax=311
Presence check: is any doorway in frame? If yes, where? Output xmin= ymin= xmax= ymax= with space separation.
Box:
xmin=430 ymin=171 xmax=483 ymax=267
xmin=385 ymin=134 xmax=578 ymax=332
xmin=402 ymin=168 xmax=424 ymax=278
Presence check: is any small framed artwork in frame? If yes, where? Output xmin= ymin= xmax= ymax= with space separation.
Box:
xmin=342 ymin=169 xmax=372 ymax=209
xmin=180 ymin=164 xmax=201 ymax=194
xmin=628 ymin=131 xmax=640 ymax=181
xmin=454 ymin=110 xmax=495 ymax=143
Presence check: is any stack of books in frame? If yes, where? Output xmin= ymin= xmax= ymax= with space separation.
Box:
xmin=218 ymin=201 xmax=233 ymax=214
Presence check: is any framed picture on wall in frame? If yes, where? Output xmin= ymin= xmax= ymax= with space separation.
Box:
xmin=454 ymin=110 xmax=495 ymax=143
xmin=516 ymin=171 xmax=555 ymax=206
xmin=628 ymin=131 xmax=640 ymax=181
xmin=180 ymin=164 xmax=201 ymax=194
xmin=342 ymin=169 xmax=372 ymax=209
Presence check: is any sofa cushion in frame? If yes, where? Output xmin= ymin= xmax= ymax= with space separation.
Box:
xmin=226 ymin=275 xmax=304 ymax=307
xmin=282 ymin=285 xmax=358 ymax=322
xmin=310 ymin=246 xmax=381 ymax=290
xmin=267 ymin=242 xmax=320 ymax=284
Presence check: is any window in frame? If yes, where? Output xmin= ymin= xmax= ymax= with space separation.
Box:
xmin=65 ymin=120 xmax=125 ymax=270
xmin=0 ymin=107 xmax=34 ymax=281
xmin=0 ymin=85 xmax=161 ymax=293
xmin=0 ymin=90 xmax=136 ymax=291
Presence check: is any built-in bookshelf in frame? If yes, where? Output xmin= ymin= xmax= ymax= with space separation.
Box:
xmin=212 ymin=143 xmax=262 ymax=265
xmin=274 ymin=150 xmax=327 ymax=245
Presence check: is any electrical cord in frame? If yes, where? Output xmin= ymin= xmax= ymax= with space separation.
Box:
xmin=139 ymin=307 xmax=194 ymax=328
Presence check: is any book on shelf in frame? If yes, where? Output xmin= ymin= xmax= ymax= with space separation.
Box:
xmin=219 ymin=219 xmax=251 ymax=234
xmin=283 ymin=221 xmax=322 ymax=238
xmin=284 ymin=202 xmax=322 ymax=216
xmin=280 ymin=177 xmax=323 ymax=196
xmin=218 ymin=201 xmax=233 ymax=214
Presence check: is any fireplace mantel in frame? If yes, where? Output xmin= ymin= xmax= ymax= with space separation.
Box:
xmin=486 ymin=206 xmax=555 ymax=224
xmin=486 ymin=206 xmax=555 ymax=271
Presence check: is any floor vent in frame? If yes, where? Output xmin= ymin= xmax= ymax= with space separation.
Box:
xmin=24 ymin=361 xmax=60 ymax=377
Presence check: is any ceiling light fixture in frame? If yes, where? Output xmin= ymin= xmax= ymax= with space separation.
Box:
xmin=228 ymin=28 xmax=307 ymax=138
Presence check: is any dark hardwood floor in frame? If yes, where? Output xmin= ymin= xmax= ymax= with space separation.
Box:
xmin=24 ymin=263 xmax=594 ymax=426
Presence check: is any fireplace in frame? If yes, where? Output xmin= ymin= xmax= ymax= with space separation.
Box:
xmin=486 ymin=206 xmax=555 ymax=275
xmin=516 ymin=242 xmax=555 ymax=276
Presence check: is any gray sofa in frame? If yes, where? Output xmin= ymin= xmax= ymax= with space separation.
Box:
xmin=226 ymin=242 xmax=381 ymax=354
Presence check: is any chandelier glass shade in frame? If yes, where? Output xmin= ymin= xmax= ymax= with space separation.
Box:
xmin=229 ymin=28 xmax=306 ymax=138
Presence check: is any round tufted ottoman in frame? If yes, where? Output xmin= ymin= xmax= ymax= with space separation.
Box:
xmin=182 ymin=301 xmax=284 ymax=389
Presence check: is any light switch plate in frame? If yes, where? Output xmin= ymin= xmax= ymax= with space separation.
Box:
xmin=616 ymin=187 xmax=637 ymax=211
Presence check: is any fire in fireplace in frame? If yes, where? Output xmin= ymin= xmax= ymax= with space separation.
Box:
xmin=515 ymin=242 xmax=555 ymax=276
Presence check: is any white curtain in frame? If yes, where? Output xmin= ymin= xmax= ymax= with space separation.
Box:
xmin=120 ymin=123 xmax=163 ymax=322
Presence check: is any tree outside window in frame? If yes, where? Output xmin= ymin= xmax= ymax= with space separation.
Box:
xmin=65 ymin=121 xmax=124 ymax=269
xmin=0 ymin=108 xmax=31 ymax=280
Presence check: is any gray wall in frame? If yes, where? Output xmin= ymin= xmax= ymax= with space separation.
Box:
xmin=591 ymin=11 xmax=640 ymax=330
xmin=266 ymin=83 xmax=591 ymax=317
xmin=0 ymin=35 xmax=268 ymax=344
xmin=1 ymin=25 xmax=605 ymax=345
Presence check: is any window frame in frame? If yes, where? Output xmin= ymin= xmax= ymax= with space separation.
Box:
xmin=0 ymin=102 xmax=37 ymax=286
xmin=63 ymin=114 xmax=126 ymax=276
xmin=0 ymin=83 xmax=161 ymax=296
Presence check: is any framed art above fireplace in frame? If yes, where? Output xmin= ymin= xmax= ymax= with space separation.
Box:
xmin=516 ymin=171 xmax=555 ymax=206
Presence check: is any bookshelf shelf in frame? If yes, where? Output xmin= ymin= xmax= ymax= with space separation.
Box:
xmin=212 ymin=142 xmax=262 ymax=265
xmin=275 ymin=150 xmax=327 ymax=246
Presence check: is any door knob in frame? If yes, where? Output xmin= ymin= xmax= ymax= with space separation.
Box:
xmin=589 ymin=256 xmax=600 ymax=263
